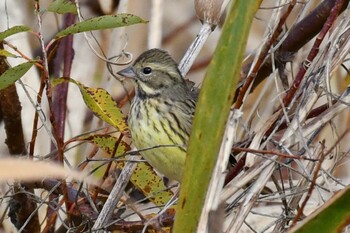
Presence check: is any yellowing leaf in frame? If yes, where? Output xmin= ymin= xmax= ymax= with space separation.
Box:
xmin=130 ymin=161 xmax=173 ymax=206
xmin=54 ymin=77 xmax=128 ymax=132
xmin=80 ymin=86 xmax=128 ymax=132
xmin=0 ymin=49 xmax=17 ymax=58
xmin=345 ymin=73 xmax=350 ymax=86
xmin=79 ymin=134 xmax=129 ymax=156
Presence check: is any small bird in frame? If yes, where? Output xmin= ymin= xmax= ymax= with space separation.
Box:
xmin=117 ymin=49 xmax=196 ymax=182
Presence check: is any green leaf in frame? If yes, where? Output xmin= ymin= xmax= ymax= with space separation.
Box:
xmin=292 ymin=187 xmax=350 ymax=233
xmin=55 ymin=14 xmax=148 ymax=39
xmin=173 ymin=1 xmax=262 ymax=233
xmin=47 ymin=0 xmax=77 ymax=14
xmin=79 ymin=134 xmax=173 ymax=206
xmin=0 ymin=62 xmax=34 ymax=90
xmin=54 ymin=77 xmax=128 ymax=132
xmin=0 ymin=25 xmax=31 ymax=42
xmin=51 ymin=77 xmax=67 ymax=86
xmin=0 ymin=49 xmax=17 ymax=58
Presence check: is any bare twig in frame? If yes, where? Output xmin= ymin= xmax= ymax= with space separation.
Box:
xmin=92 ymin=156 xmax=138 ymax=231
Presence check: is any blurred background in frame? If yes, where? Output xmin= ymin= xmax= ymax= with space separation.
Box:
xmin=1 ymin=0 xmax=350 ymax=232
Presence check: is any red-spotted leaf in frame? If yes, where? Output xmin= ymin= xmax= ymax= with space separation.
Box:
xmin=130 ymin=160 xmax=173 ymax=206
xmin=79 ymin=134 xmax=129 ymax=157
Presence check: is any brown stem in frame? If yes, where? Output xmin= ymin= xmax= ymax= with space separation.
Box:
xmin=282 ymin=0 xmax=347 ymax=106
xmin=265 ymin=99 xmax=337 ymax=136
xmin=0 ymin=42 xmax=40 ymax=232
xmin=289 ymin=141 xmax=326 ymax=228
xmin=235 ymin=0 xmax=296 ymax=109
xmin=28 ymin=70 xmax=46 ymax=158
xmin=224 ymin=156 xmax=246 ymax=186
xmin=52 ymin=13 xmax=75 ymax=142
xmin=47 ymin=12 xmax=76 ymax=230
xmin=232 ymin=147 xmax=317 ymax=161
xmin=290 ymin=130 xmax=349 ymax=228
xmin=236 ymin=0 xmax=350 ymax=101
xmin=0 ymin=85 xmax=26 ymax=154
xmin=106 ymin=210 xmax=175 ymax=232
xmin=92 ymin=134 xmax=124 ymax=200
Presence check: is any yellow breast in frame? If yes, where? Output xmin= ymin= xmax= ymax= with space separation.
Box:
xmin=129 ymin=98 xmax=190 ymax=181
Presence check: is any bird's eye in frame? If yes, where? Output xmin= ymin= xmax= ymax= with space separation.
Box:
xmin=142 ymin=67 xmax=152 ymax=75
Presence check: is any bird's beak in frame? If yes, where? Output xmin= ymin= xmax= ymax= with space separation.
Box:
xmin=117 ymin=67 xmax=136 ymax=79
